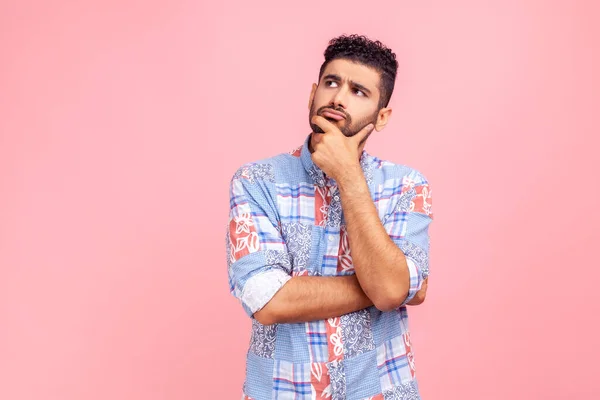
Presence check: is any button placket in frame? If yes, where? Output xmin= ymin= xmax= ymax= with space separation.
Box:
xmin=323 ymin=185 xmax=339 ymax=242
xmin=326 ymin=185 xmax=342 ymax=273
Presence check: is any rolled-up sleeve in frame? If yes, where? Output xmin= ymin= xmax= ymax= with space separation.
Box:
xmin=382 ymin=173 xmax=433 ymax=307
xmin=225 ymin=164 xmax=292 ymax=318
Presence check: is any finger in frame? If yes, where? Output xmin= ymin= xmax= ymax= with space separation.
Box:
xmin=311 ymin=115 xmax=339 ymax=135
xmin=352 ymin=122 xmax=375 ymax=144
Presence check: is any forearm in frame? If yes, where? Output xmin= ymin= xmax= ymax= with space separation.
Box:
xmin=253 ymin=274 xmax=373 ymax=325
xmin=337 ymin=169 xmax=410 ymax=310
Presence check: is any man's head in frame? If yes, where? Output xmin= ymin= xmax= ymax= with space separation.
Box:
xmin=308 ymin=34 xmax=398 ymax=145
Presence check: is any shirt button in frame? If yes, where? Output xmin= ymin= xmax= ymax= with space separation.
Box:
xmin=328 ymin=236 xmax=334 ymax=241
xmin=334 ymin=195 xmax=340 ymax=201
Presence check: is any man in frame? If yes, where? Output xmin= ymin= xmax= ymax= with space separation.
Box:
xmin=226 ymin=34 xmax=433 ymax=400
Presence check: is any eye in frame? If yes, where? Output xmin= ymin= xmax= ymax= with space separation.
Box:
xmin=325 ymin=80 xmax=338 ymax=87
xmin=354 ymin=89 xmax=366 ymax=97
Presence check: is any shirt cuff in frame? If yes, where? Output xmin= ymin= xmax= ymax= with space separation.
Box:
xmin=400 ymin=257 xmax=423 ymax=306
xmin=241 ymin=268 xmax=292 ymax=317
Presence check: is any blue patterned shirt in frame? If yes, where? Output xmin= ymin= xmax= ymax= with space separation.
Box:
xmin=226 ymin=134 xmax=433 ymax=400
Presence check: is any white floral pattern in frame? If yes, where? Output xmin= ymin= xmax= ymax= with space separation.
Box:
xmin=249 ymin=319 xmax=278 ymax=358
xmin=311 ymin=363 xmax=333 ymax=399
xmin=359 ymin=152 xmax=375 ymax=186
xmin=340 ymin=309 xmax=375 ymax=358
xmin=399 ymin=241 xmax=429 ymax=278
xmin=265 ymin=249 xmax=292 ymax=273
xmin=326 ymin=359 xmax=346 ymax=400
xmin=327 ymin=317 xmax=344 ymax=358
xmin=234 ymin=163 xmax=276 ymax=183
xmin=225 ymin=229 xmax=234 ymax=267
xmin=382 ymin=381 xmax=420 ymax=400
xmin=280 ymin=223 xmax=312 ymax=268
xmin=326 ymin=190 xmax=343 ymax=228
xmin=337 ymin=225 xmax=354 ymax=272
xmin=308 ymin=165 xmax=326 ymax=188
xmin=410 ymin=184 xmax=432 ymax=217
xmin=315 ymin=186 xmax=330 ymax=227
xmin=395 ymin=188 xmax=417 ymax=213
xmin=231 ymin=213 xmax=260 ymax=256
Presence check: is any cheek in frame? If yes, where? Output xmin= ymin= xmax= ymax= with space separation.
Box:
xmin=352 ymin=107 xmax=378 ymax=123
xmin=312 ymin=90 xmax=331 ymax=107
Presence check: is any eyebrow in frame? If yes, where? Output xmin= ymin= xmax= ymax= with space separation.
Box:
xmin=322 ymin=73 xmax=373 ymax=96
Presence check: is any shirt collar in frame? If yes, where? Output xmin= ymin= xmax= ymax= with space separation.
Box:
xmin=299 ymin=133 xmax=373 ymax=188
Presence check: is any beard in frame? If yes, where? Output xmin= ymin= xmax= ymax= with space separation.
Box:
xmin=309 ymin=101 xmax=379 ymax=144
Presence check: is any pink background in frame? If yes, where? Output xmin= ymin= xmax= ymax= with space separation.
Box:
xmin=1 ymin=1 xmax=599 ymax=399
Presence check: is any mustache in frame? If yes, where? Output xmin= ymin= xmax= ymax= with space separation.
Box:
xmin=316 ymin=106 xmax=350 ymax=119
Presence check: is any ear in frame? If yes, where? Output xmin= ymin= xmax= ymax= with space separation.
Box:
xmin=308 ymin=83 xmax=317 ymax=110
xmin=374 ymin=107 xmax=393 ymax=131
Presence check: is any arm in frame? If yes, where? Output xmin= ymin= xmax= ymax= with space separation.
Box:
xmin=256 ymin=227 xmax=425 ymax=325
xmin=337 ymin=171 xmax=411 ymax=311
xmin=226 ymin=164 xmax=372 ymax=326
xmin=307 ymin=116 xmax=433 ymax=311
xmin=406 ymin=277 xmax=428 ymax=306
xmin=338 ymin=170 xmax=433 ymax=311
xmin=254 ymin=274 xmax=373 ymax=325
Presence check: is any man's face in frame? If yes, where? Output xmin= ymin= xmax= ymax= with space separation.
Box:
xmin=309 ymin=58 xmax=382 ymax=140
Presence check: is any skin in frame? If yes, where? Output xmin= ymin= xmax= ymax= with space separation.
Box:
xmin=254 ymin=58 xmax=427 ymax=325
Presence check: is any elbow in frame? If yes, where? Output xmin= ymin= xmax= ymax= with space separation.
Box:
xmin=372 ymin=285 xmax=408 ymax=312
xmin=252 ymin=299 xmax=281 ymax=326
xmin=409 ymin=291 xmax=426 ymax=305
xmin=253 ymin=307 xmax=277 ymax=325
xmin=373 ymin=297 xmax=404 ymax=312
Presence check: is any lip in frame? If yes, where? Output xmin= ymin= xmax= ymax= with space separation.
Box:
xmin=321 ymin=109 xmax=346 ymax=120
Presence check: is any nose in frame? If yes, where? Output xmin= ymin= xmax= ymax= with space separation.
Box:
xmin=331 ymin=84 xmax=349 ymax=110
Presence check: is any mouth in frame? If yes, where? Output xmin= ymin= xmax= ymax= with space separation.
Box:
xmin=320 ymin=108 xmax=346 ymax=121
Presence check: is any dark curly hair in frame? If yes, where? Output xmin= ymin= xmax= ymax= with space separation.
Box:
xmin=318 ymin=34 xmax=398 ymax=109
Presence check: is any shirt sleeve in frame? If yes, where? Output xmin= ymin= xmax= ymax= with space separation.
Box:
xmin=382 ymin=172 xmax=434 ymax=307
xmin=225 ymin=164 xmax=292 ymax=319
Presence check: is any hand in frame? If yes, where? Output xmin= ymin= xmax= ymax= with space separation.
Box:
xmin=407 ymin=278 xmax=428 ymax=306
xmin=310 ymin=115 xmax=375 ymax=182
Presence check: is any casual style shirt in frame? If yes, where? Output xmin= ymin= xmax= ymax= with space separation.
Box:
xmin=226 ymin=133 xmax=434 ymax=400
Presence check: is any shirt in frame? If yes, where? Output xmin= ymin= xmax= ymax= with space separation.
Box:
xmin=225 ymin=133 xmax=433 ymax=400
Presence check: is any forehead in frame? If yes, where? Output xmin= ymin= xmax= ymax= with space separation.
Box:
xmin=321 ymin=59 xmax=381 ymax=93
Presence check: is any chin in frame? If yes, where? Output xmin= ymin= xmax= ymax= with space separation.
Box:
xmin=310 ymin=123 xmax=325 ymax=134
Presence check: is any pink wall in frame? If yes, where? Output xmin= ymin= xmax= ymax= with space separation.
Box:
xmin=1 ymin=1 xmax=599 ymax=399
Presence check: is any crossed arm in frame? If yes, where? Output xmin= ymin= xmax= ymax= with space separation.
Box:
xmin=253 ymin=274 xmax=428 ymax=326
xmin=227 ymin=166 xmax=432 ymax=326
xmin=253 ymin=182 xmax=429 ymax=326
